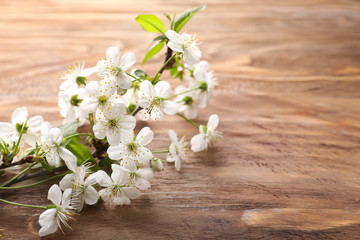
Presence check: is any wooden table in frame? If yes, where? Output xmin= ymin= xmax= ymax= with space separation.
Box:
xmin=1 ymin=0 xmax=360 ymax=239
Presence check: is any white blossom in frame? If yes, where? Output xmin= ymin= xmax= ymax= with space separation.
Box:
xmin=165 ymin=30 xmax=201 ymax=66
xmin=79 ymin=80 xmax=119 ymax=116
xmin=193 ymin=60 xmax=217 ymax=105
xmin=93 ymin=103 xmax=136 ymax=146
xmin=39 ymin=122 xmax=77 ymax=171
xmin=59 ymin=163 xmax=98 ymax=212
xmin=60 ymin=61 xmax=94 ymax=91
xmin=0 ymin=107 xmax=44 ymax=147
xmin=191 ymin=114 xmax=222 ymax=152
xmin=175 ymin=85 xmax=206 ymax=119
xmin=122 ymin=165 xmax=154 ymax=190
xmin=92 ymin=164 xmax=140 ymax=208
xmin=107 ymin=127 xmax=153 ymax=166
xmin=58 ymin=88 xmax=87 ymax=126
xmin=138 ymin=80 xmax=180 ymax=121
xmin=167 ymin=130 xmax=188 ymax=171
xmin=95 ymin=46 xmax=136 ymax=89
xmin=38 ymin=184 xmax=74 ymax=237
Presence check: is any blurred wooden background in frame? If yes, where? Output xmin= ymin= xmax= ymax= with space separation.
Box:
xmin=1 ymin=0 xmax=360 ymax=239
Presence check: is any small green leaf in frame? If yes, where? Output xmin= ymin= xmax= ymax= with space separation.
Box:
xmin=174 ymin=5 xmax=206 ymax=33
xmin=57 ymin=121 xmax=79 ymax=138
xmin=142 ymin=41 xmax=165 ymax=65
xmin=152 ymin=35 xmax=167 ymax=42
xmin=66 ymin=139 xmax=99 ymax=171
xmin=136 ymin=14 xmax=166 ymax=34
xmin=134 ymin=69 xmax=149 ymax=79
xmin=41 ymin=160 xmax=53 ymax=172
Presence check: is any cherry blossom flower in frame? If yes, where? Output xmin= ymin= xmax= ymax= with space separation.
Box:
xmin=58 ymin=88 xmax=87 ymax=125
xmin=193 ymin=60 xmax=217 ymax=105
xmin=60 ymin=61 xmax=94 ymax=91
xmin=92 ymin=164 xmax=140 ymax=208
xmin=138 ymin=80 xmax=180 ymax=121
xmin=38 ymin=184 xmax=75 ymax=237
xmin=93 ymin=103 xmax=136 ymax=146
xmin=175 ymin=85 xmax=206 ymax=119
xmin=165 ymin=30 xmax=201 ymax=66
xmin=59 ymin=163 xmax=98 ymax=212
xmin=95 ymin=46 xmax=136 ymax=89
xmin=107 ymin=127 xmax=153 ymax=166
xmin=79 ymin=80 xmax=119 ymax=116
xmin=0 ymin=107 xmax=44 ymax=147
xmin=39 ymin=122 xmax=77 ymax=170
xmin=191 ymin=114 xmax=222 ymax=152
xmin=167 ymin=130 xmax=188 ymax=171
xmin=123 ymin=165 xmax=154 ymax=190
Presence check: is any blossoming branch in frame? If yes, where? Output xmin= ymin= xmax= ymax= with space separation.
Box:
xmin=0 ymin=5 xmax=223 ymax=237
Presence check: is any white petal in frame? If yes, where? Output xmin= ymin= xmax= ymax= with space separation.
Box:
xmin=47 ymin=184 xmax=62 ymax=205
xmin=62 ymin=188 xmax=72 ymax=207
xmin=84 ymin=186 xmax=98 ymax=205
xmin=49 ymin=128 xmax=63 ymax=145
xmin=120 ymin=158 xmax=137 ymax=172
xmin=139 ymin=80 xmax=155 ymax=97
xmin=59 ymin=147 xmax=77 ymax=172
xmin=85 ymin=172 xmax=98 ymax=186
xmin=94 ymin=170 xmax=112 ymax=187
xmin=136 ymin=168 xmax=154 ymax=180
xmin=27 ymin=115 xmax=44 ymax=132
xmin=135 ymin=177 xmax=150 ymax=190
xmin=168 ymin=129 xmax=178 ymax=144
xmin=117 ymin=71 xmax=132 ymax=89
xmin=93 ymin=122 xmax=106 ymax=139
xmin=207 ymin=114 xmax=219 ymax=131
xmin=165 ymin=30 xmax=180 ymax=43
xmin=106 ymin=46 xmax=120 ymax=64
xmin=168 ymin=41 xmax=183 ymax=53
xmin=39 ymin=219 xmax=59 ymax=237
xmin=184 ymin=49 xmax=201 ymax=67
xmin=11 ymin=107 xmax=28 ymax=125
xmin=122 ymin=187 xmax=140 ymax=199
xmin=120 ymin=131 xmax=134 ymax=144
xmin=106 ymin=129 xmax=121 ymax=146
xmin=119 ymin=52 xmax=136 ymax=70
xmin=80 ymin=98 xmax=98 ymax=114
xmin=136 ymin=127 xmax=153 ymax=146
xmin=175 ymin=157 xmax=181 ymax=171
xmin=24 ymin=132 xmax=39 ymax=147
xmin=184 ymin=107 xmax=198 ymax=119
xmin=38 ymin=208 xmax=56 ymax=227
xmin=138 ymin=109 xmax=150 ymax=121
xmin=118 ymin=115 xmax=136 ymax=131
xmin=80 ymin=67 xmax=95 ymax=77
xmin=107 ymin=145 xmax=126 ymax=160
xmin=0 ymin=123 xmax=15 ymax=137
xmin=190 ymin=134 xmax=207 ymax=152
xmin=163 ymin=101 xmax=180 ymax=115
xmin=59 ymin=173 xmax=74 ymax=190
xmin=150 ymin=105 xmax=163 ymax=121
xmin=40 ymin=122 xmax=52 ymax=137
xmin=137 ymin=147 xmax=153 ymax=165
xmin=154 ymin=81 xmax=171 ymax=98
xmin=111 ymin=164 xmax=128 ymax=186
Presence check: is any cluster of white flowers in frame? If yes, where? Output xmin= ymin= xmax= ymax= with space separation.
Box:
xmin=0 ymin=7 xmax=223 ymax=237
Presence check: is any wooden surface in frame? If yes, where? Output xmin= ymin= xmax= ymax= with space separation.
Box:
xmin=1 ymin=0 xmax=360 ymax=239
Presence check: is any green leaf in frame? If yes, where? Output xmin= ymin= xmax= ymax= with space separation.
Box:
xmin=174 ymin=5 xmax=206 ymax=33
xmin=142 ymin=41 xmax=165 ymax=65
xmin=152 ymin=35 xmax=167 ymax=42
xmin=136 ymin=14 xmax=166 ymax=34
xmin=66 ymin=139 xmax=99 ymax=171
xmin=57 ymin=121 xmax=79 ymax=138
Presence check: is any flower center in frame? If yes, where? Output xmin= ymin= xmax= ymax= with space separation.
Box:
xmin=107 ymin=119 xmax=118 ymax=129
xmin=128 ymin=142 xmax=138 ymax=153
xmin=70 ymin=94 xmax=83 ymax=106
xmin=98 ymin=95 xmax=108 ymax=105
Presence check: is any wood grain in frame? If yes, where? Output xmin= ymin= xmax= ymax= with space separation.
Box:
xmin=1 ymin=0 xmax=360 ymax=239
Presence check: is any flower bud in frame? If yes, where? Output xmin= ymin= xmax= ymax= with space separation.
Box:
xmin=150 ymin=158 xmax=164 ymax=172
